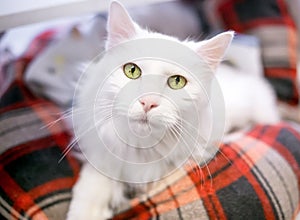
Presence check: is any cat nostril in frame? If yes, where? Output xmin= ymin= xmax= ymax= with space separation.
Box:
xmin=150 ymin=103 xmax=158 ymax=108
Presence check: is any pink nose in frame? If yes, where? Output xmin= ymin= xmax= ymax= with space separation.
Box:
xmin=139 ymin=96 xmax=159 ymax=112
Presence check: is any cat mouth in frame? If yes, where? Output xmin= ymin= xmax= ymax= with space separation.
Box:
xmin=129 ymin=114 xmax=150 ymax=125
xmin=139 ymin=118 xmax=148 ymax=124
xmin=136 ymin=117 xmax=149 ymax=125
xmin=128 ymin=115 xmax=153 ymax=137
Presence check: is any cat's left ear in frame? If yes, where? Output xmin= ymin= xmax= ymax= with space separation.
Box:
xmin=195 ymin=31 xmax=234 ymax=71
xmin=106 ymin=1 xmax=140 ymax=49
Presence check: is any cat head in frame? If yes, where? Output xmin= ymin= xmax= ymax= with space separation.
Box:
xmin=101 ymin=1 xmax=233 ymax=133
xmin=75 ymin=1 xmax=234 ymax=171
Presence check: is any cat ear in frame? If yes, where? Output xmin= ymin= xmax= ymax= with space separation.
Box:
xmin=106 ymin=1 xmax=139 ymax=49
xmin=195 ymin=31 xmax=234 ymax=71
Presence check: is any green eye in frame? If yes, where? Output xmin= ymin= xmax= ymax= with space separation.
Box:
xmin=167 ymin=75 xmax=187 ymax=89
xmin=123 ymin=63 xmax=141 ymax=79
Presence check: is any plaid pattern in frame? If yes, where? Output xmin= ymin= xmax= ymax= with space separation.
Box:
xmin=1 ymin=28 xmax=300 ymax=220
xmin=0 ymin=30 xmax=80 ymax=220
xmin=113 ymin=124 xmax=300 ymax=220
xmin=217 ymin=0 xmax=299 ymax=105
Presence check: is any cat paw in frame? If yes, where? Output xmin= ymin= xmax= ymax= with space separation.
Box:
xmin=67 ymin=163 xmax=115 ymax=220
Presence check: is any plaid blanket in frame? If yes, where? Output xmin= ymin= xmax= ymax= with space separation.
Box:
xmin=0 ymin=53 xmax=80 ymax=219
xmin=217 ymin=0 xmax=299 ymax=105
xmin=113 ymin=125 xmax=300 ymax=219
xmin=1 ymin=18 xmax=300 ymax=220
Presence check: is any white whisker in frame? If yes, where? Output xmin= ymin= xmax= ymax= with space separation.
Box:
xmin=58 ymin=111 xmax=115 ymax=163
xmin=168 ymin=125 xmax=201 ymax=176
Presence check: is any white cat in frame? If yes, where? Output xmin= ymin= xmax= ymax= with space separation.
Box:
xmin=67 ymin=2 xmax=279 ymax=219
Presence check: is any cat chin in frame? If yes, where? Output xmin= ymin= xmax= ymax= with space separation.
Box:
xmin=129 ymin=122 xmax=153 ymax=138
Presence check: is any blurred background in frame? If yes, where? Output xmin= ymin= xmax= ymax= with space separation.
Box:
xmin=0 ymin=0 xmax=299 ymax=118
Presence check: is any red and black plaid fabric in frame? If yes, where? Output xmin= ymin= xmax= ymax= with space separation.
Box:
xmin=112 ymin=124 xmax=300 ymax=220
xmin=217 ymin=0 xmax=299 ymax=105
xmin=1 ymin=28 xmax=300 ymax=220
xmin=0 ymin=30 xmax=80 ymax=220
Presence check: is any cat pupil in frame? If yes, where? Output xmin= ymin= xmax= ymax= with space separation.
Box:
xmin=131 ymin=66 xmax=135 ymax=73
xmin=175 ymin=76 xmax=180 ymax=84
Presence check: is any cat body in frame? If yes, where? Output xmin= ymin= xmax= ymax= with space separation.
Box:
xmin=67 ymin=2 xmax=279 ymax=219
xmin=216 ymin=64 xmax=280 ymax=133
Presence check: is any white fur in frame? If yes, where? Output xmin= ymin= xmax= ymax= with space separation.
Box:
xmin=67 ymin=163 xmax=113 ymax=220
xmin=216 ymin=64 xmax=280 ymax=133
xmin=67 ymin=2 xmax=280 ymax=219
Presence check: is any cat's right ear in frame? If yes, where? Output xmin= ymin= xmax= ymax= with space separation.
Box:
xmin=195 ymin=31 xmax=234 ymax=71
xmin=106 ymin=1 xmax=139 ymax=50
